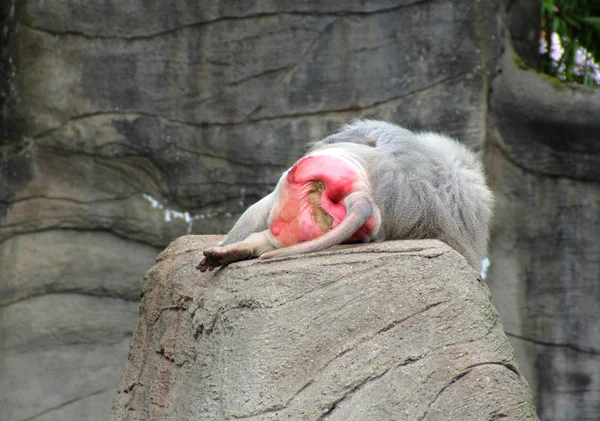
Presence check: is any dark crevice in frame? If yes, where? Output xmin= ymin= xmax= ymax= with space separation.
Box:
xmin=505 ymin=331 xmax=600 ymax=356
xmin=466 ymin=361 xmax=521 ymax=377
xmin=3 ymin=193 xmax=138 ymax=206
xmin=417 ymin=369 xmax=471 ymax=421
xmin=26 ymin=70 xmax=472 ymax=142
xmin=15 ymin=388 xmax=109 ymax=421
xmin=0 ymin=290 xmax=140 ymax=311
xmin=317 ymin=367 xmax=393 ymax=420
xmin=20 ymin=2 xmax=429 ymax=41
xmin=490 ymin=129 xmax=599 ymax=183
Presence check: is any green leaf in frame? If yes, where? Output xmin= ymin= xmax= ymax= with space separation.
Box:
xmin=538 ymin=0 xmax=600 ymax=85
xmin=563 ymin=15 xmax=581 ymax=27
xmin=542 ymin=0 xmax=555 ymax=15
xmin=582 ymin=16 xmax=600 ymax=31
xmin=559 ymin=19 xmax=569 ymax=35
xmin=552 ymin=17 xmax=561 ymax=32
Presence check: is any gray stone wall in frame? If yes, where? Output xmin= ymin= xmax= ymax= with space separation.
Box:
xmin=1 ymin=1 xmax=599 ymax=420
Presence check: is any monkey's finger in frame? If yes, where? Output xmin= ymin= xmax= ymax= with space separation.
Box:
xmin=198 ymin=264 xmax=215 ymax=272
xmin=196 ymin=256 xmax=206 ymax=268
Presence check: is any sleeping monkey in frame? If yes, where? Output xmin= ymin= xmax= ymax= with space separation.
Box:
xmin=197 ymin=120 xmax=493 ymax=272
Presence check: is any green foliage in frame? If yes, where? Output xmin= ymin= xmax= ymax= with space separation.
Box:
xmin=540 ymin=0 xmax=600 ymax=85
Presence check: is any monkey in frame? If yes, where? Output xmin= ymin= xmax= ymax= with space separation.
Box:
xmin=196 ymin=120 xmax=493 ymax=273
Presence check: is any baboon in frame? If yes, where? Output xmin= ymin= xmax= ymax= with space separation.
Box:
xmin=197 ymin=120 xmax=493 ymax=272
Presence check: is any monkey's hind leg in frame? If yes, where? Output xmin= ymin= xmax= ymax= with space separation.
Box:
xmin=196 ymin=230 xmax=278 ymax=272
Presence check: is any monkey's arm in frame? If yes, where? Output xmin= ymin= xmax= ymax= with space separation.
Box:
xmin=196 ymin=193 xmax=277 ymax=272
xmin=259 ymin=192 xmax=376 ymax=260
xmin=197 ymin=230 xmax=277 ymax=272
xmin=219 ymin=192 xmax=275 ymax=246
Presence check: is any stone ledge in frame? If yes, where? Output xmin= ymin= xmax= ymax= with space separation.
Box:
xmin=111 ymin=237 xmax=539 ymax=420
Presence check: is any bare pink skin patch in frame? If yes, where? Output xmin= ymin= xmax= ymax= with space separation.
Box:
xmin=270 ymin=154 xmax=377 ymax=247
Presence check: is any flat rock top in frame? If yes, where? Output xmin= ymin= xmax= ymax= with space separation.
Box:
xmin=159 ymin=235 xmax=455 ymax=267
xmin=112 ymin=237 xmax=538 ymax=421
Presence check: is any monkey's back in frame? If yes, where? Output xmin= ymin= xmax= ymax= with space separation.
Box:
xmin=312 ymin=120 xmax=493 ymax=270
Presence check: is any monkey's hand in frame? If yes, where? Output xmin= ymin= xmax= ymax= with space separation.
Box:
xmin=196 ymin=254 xmax=215 ymax=272
xmin=196 ymin=245 xmax=254 ymax=272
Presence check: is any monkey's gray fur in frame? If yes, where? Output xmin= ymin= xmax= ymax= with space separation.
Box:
xmin=198 ymin=120 xmax=493 ymax=272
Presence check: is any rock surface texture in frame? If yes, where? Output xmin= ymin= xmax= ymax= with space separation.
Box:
xmin=111 ymin=237 xmax=538 ymax=421
xmin=487 ymin=5 xmax=600 ymax=420
xmin=1 ymin=2 xmax=502 ymax=419
xmin=2 ymin=0 xmax=599 ymax=420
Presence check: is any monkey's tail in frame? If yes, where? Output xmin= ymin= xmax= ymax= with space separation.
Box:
xmin=259 ymin=192 xmax=377 ymax=260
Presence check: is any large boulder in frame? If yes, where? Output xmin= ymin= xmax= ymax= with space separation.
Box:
xmin=111 ymin=237 xmax=538 ymax=420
